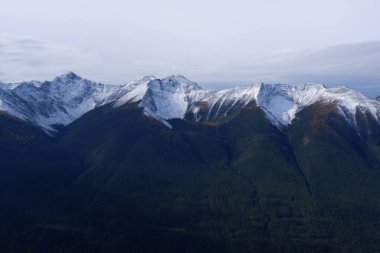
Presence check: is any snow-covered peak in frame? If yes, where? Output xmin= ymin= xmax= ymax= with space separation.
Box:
xmin=139 ymin=76 xmax=203 ymax=127
xmin=252 ymin=83 xmax=380 ymax=127
xmin=53 ymin=71 xmax=83 ymax=83
xmin=138 ymin=75 xmax=157 ymax=82
xmin=113 ymin=75 xmax=157 ymax=106
xmin=254 ymin=83 xmax=328 ymax=125
xmin=322 ymin=86 xmax=380 ymax=125
xmin=113 ymin=75 xmax=205 ymax=127
xmin=185 ymin=84 xmax=261 ymax=121
xmin=0 ymin=73 xmax=123 ymax=133
xmin=163 ymin=74 xmax=203 ymax=90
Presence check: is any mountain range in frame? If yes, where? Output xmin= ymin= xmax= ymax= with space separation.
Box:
xmin=1 ymin=72 xmax=379 ymax=132
xmin=1 ymin=72 xmax=380 ymax=252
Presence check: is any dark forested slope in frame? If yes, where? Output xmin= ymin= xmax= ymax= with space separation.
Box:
xmin=2 ymin=101 xmax=380 ymax=252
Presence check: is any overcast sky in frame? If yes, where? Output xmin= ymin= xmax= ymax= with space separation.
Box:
xmin=1 ymin=0 xmax=380 ymax=95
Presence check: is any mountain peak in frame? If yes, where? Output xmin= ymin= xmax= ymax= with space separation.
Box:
xmin=163 ymin=74 xmax=203 ymax=90
xmin=137 ymin=75 xmax=157 ymax=83
xmin=298 ymin=82 xmax=327 ymax=88
xmin=54 ymin=71 xmax=83 ymax=82
xmin=167 ymin=74 xmax=188 ymax=80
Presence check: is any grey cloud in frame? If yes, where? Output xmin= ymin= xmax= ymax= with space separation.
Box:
xmin=202 ymin=41 xmax=380 ymax=96
xmin=0 ymin=37 xmax=99 ymax=82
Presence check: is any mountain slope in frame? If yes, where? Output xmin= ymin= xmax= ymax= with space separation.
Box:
xmin=43 ymin=101 xmax=314 ymax=252
xmin=2 ymin=99 xmax=380 ymax=252
xmin=0 ymin=111 xmax=84 ymax=252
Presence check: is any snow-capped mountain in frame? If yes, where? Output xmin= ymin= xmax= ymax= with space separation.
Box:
xmin=114 ymin=76 xmax=380 ymax=129
xmin=0 ymin=72 xmax=380 ymax=132
xmin=0 ymin=72 xmax=123 ymax=131
xmin=251 ymin=83 xmax=380 ymax=127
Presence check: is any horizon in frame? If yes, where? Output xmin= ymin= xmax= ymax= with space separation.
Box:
xmin=2 ymin=70 xmax=379 ymax=99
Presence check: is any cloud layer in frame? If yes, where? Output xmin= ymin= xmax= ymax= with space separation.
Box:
xmin=205 ymin=41 xmax=380 ymax=96
xmin=0 ymin=36 xmax=379 ymax=96
xmin=0 ymin=37 xmax=98 ymax=82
